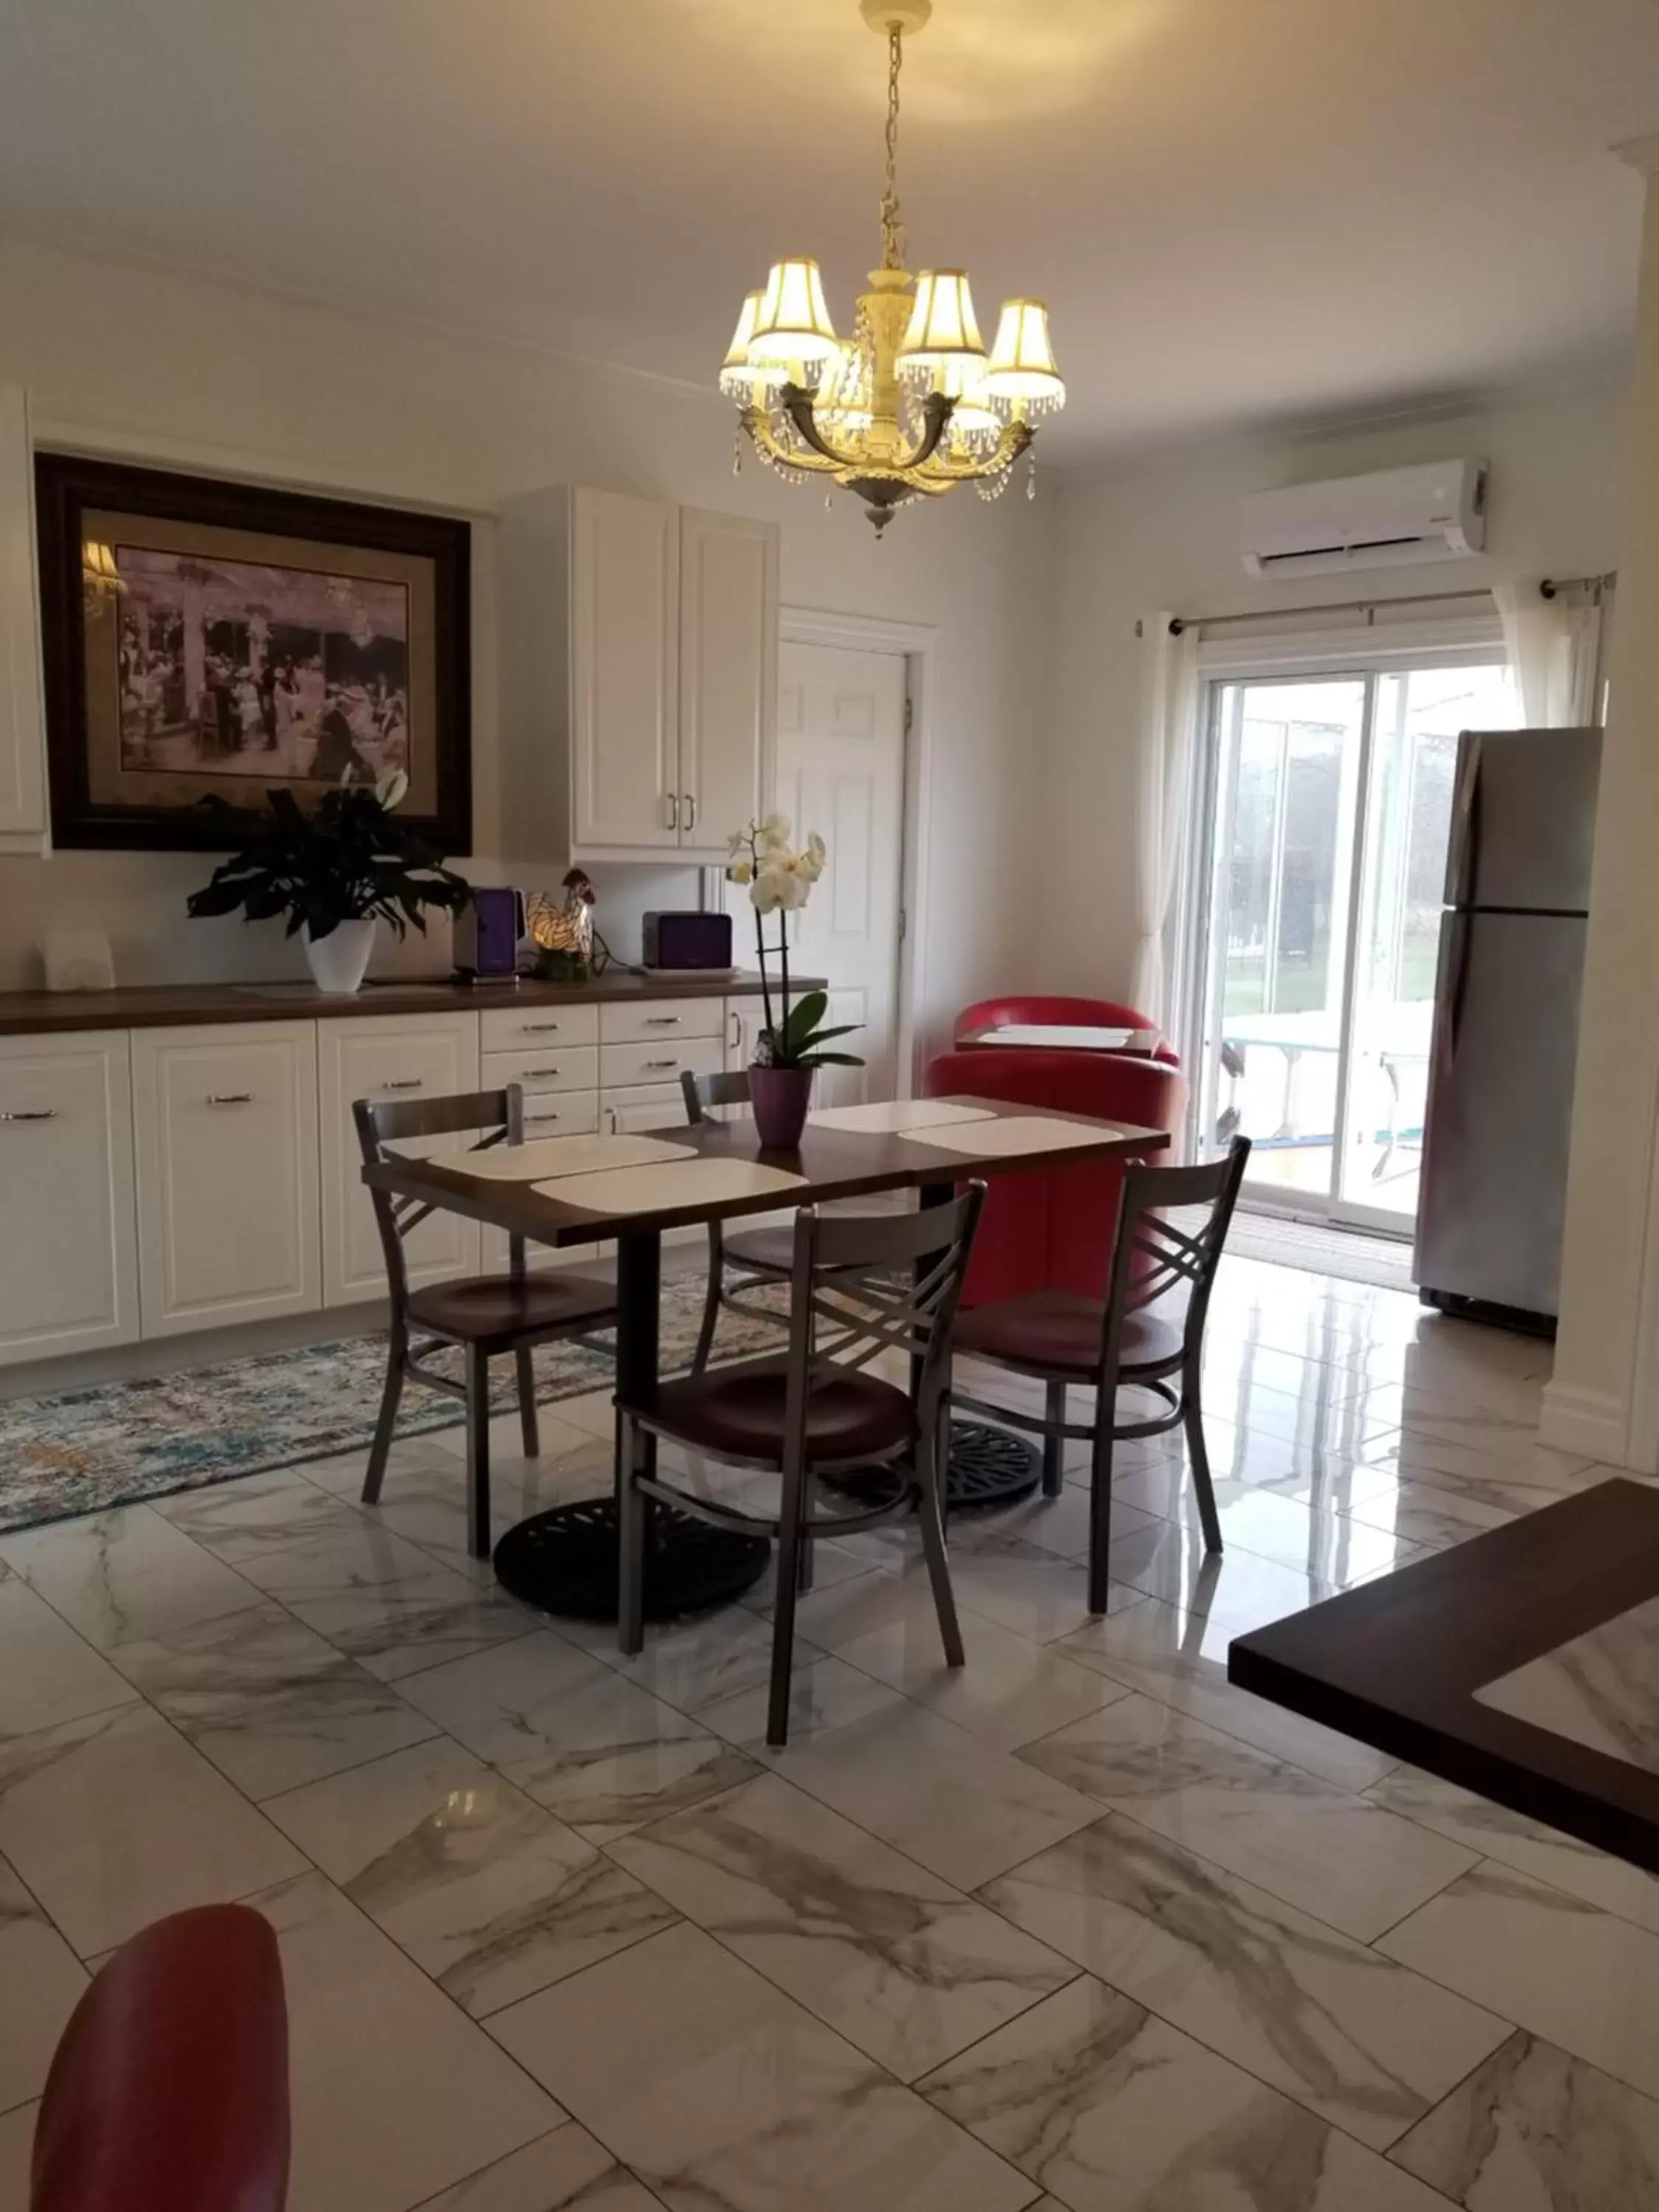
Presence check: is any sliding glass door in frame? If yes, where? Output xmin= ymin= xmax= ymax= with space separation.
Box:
xmin=1192 ymin=655 xmax=1516 ymax=1231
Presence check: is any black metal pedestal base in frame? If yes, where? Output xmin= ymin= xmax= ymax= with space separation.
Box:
xmin=824 ymin=1416 xmax=1044 ymax=1512
xmin=492 ymin=1499 xmax=771 ymax=1624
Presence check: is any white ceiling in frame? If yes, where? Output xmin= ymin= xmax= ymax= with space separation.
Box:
xmin=1 ymin=0 xmax=1655 ymax=460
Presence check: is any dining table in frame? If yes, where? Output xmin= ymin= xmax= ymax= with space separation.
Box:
xmin=362 ymin=1092 xmax=1169 ymax=1624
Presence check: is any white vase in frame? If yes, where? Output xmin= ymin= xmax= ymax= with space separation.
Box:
xmin=303 ymin=918 xmax=376 ymax=995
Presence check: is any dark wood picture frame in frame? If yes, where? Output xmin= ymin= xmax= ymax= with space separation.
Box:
xmin=35 ymin=453 xmax=472 ymax=853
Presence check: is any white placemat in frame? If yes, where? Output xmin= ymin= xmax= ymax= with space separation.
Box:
xmin=447 ymin=1133 xmax=692 ymax=1182
xmin=904 ymin=1113 xmax=1125 ymax=1158
xmin=537 ymin=1158 xmax=807 ymax=1214
xmin=807 ymin=1099 xmax=995 ymax=1135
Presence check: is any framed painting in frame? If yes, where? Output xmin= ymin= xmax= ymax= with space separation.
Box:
xmin=35 ymin=453 xmax=472 ymax=852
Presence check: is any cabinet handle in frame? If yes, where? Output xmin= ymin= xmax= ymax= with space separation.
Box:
xmin=206 ymin=1092 xmax=254 ymax=1107
xmin=664 ymin=792 xmax=679 ymax=831
xmin=644 ymin=1015 xmax=681 ymax=1026
xmin=607 ymin=1106 xmax=619 ymax=1135
xmin=0 ymin=1107 xmax=57 ymax=1122
xmin=728 ymin=1006 xmax=742 ymax=1051
xmin=522 ymin=1065 xmax=561 ymax=1079
xmin=642 ymin=1057 xmax=679 ymax=1070
xmin=522 ymin=1022 xmax=563 ymax=1034
xmin=384 ymin=1077 xmax=424 ymax=1092
xmin=683 ymin=791 xmax=697 ymax=831
xmin=524 ymin=1110 xmax=563 ymax=1126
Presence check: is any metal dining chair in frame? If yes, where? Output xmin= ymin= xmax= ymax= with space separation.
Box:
xmin=616 ymin=1184 xmax=987 ymax=1745
xmin=681 ymin=1068 xmax=796 ymax=1372
xmin=355 ymin=1084 xmax=618 ymax=1558
xmin=951 ymin=1136 xmax=1251 ymax=1612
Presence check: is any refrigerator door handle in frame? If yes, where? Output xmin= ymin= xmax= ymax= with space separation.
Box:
xmin=1442 ymin=911 xmax=1472 ymax=1066
xmin=1444 ymin=733 xmax=1484 ymax=908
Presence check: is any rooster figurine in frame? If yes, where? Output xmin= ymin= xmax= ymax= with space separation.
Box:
xmin=525 ymin=869 xmax=603 ymax=981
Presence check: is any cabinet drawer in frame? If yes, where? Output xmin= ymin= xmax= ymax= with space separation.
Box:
xmin=601 ymin=1034 xmax=724 ymax=1091
xmin=0 ymin=1029 xmax=139 ymax=1364
xmin=319 ymin=1014 xmax=481 ymax=1309
xmin=479 ymin=1003 xmax=599 ymax=1053
xmin=517 ymin=1089 xmax=601 ymax=1136
xmin=133 ymin=1022 xmax=320 ymax=1335
xmin=481 ymin=1045 xmax=599 ymax=1097
xmin=599 ymin=997 xmax=724 ymax=1046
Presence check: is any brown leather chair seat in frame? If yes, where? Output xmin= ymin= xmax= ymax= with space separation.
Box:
xmin=642 ymin=1360 xmax=917 ymax=1464
xmin=408 ymin=1271 xmax=616 ymax=1346
xmin=721 ymin=1221 xmax=799 ymax=1273
xmin=956 ymin=1290 xmax=1183 ymax=1377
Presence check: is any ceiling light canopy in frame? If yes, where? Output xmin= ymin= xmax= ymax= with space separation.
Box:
xmin=720 ymin=0 xmax=1064 ymax=535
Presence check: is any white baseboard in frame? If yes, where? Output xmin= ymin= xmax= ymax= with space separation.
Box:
xmin=1539 ymin=1377 xmax=1630 ymax=1467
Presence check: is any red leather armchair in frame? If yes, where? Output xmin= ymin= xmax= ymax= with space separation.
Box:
xmin=955 ymin=995 xmax=1180 ymax=1067
xmin=33 ymin=1904 xmax=290 ymax=2212
xmin=927 ymin=1044 xmax=1186 ymax=1306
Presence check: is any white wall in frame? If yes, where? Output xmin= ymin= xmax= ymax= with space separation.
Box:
xmin=1039 ymin=383 xmax=1628 ymax=998
xmin=0 ymin=234 xmax=1052 ymax=1062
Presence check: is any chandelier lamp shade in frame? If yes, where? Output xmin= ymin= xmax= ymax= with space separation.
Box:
xmin=719 ymin=0 xmax=1065 ymax=535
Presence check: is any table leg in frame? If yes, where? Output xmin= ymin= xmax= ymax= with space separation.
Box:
xmin=490 ymin=1225 xmax=769 ymax=1624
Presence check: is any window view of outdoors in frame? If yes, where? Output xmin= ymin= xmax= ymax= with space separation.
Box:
xmin=1206 ymin=661 xmax=1517 ymax=1222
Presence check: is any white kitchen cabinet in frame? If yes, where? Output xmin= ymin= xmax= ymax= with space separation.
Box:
xmin=502 ymin=487 xmax=777 ymax=864
xmin=0 ymin=1031 xmax=138 ymax=1364
xmin=678 ymin=506 xmax=776 ymax=847
xmin=605 ymin=1082 xmax=689 ymax=1135
xmin=132 ymin=1022 xmax=320 ymax=1335
xmin=319 ymin=1012 xmax=480 ymax=1308
xmin=0 ymin=386 xmax=48 ymax=856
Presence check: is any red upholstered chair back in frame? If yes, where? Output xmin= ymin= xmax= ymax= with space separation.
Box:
xmin=33 ymin=1904 xmax=290 ymax=2212
xmin=927 ymin=1046 xmax=1188 ymax=1305
xmin=953 ymin=995 xmax=1181 ymax=1068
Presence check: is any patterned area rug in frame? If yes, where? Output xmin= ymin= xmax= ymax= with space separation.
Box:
xmin=0 ymin=1279 xmax=784 ymax=1535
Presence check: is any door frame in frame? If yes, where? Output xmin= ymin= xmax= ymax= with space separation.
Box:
xmin=706 ymin=605 xmax=933 ymax=1099
xmin=1182 ymin=627 xmax=1514 ymax=1234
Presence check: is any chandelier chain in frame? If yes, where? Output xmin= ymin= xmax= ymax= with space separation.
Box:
xmin=879 ymin=24 xmax=905 ymax=271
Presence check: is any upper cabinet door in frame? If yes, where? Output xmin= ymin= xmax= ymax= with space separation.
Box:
xmin=678 ymin=508 xmax=778 ymax=856
xmin=570 ymin=489 xmax=680 ymax=852
xmin=0 ymin=386 xmax=47 ymax=854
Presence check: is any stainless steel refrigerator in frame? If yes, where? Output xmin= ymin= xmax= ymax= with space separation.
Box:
xmin=1414 ymin=726 xmax=1601 ymax=1326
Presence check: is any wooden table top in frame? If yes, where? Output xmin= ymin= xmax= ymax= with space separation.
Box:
xmin=363 ymin=1094 xmax=1170 ymax=1246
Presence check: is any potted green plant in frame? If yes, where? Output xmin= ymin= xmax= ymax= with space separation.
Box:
xmin=726 ymin=813 xmax=863 ymax=1147
xmin=185 ymin=771 xmax=472 ymax=994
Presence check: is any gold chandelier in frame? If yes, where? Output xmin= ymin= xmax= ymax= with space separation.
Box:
xmin=719 ymin=0 xmax=1064 ymax=536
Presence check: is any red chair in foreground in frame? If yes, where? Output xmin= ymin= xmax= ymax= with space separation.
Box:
xmin=33 ymin=1904 xmax=289 ymax=2212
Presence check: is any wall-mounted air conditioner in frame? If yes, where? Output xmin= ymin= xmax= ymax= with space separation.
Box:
xmin=1240 ymin=458 xmax=1487 ymax=580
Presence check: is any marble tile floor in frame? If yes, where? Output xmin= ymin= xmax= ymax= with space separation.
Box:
xmin=0 ymin=1251 xmax=1656 ymax=2209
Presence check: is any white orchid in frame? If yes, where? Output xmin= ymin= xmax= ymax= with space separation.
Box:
xmin=723 ymin=815 xmax=860 ymax=1077
xmin=375 ymin=767 xmax=409 ymax=811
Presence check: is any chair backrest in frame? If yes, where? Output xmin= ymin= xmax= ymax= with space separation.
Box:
xmin=781 ymin=1185 xmax=985 ymax=1453
xmin=1101 ymin=1136 xmax=1251 ymax=1377
xmin=681 ymin=1067 xmax=751 ymax=1124
xmin=32 ymin=1904 xmax=289 ymax=2212
xmin=353 ymin=1085 xmax=523 ymax=1311
xmin=954 ymin=995 xmax=1180 ymax=1068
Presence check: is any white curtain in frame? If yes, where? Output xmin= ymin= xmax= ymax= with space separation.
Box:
xmin=1493 ymin=580 xmax=1604 ymax=726
xmin=1130 ymin=611 xmax=1200 ymax=1023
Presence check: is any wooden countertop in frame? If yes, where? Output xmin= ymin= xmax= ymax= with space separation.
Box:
xmin=0 ymin=970 xmax=818 ymax=1037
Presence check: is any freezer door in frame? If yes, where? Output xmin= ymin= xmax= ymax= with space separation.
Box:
xmin=1414 ymin=908 xmax=1587 ymax=1314
xmin=1444 ymin=727 xmax=1601 ymax=914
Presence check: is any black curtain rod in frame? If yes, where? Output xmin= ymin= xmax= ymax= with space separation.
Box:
xmin=1161 ymin=570 xmax=1616 ymax=637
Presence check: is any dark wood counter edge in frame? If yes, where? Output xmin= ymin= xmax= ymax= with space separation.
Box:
xmin=361 ymin=1096 xmax=1171 ymax=1247
xmin=1227 ymin=1478 xmax=1659 ymax=1875
xmin=0 ymin=971 xmax=824 ymax=1037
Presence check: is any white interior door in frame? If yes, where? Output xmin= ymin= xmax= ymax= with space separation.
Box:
xmin=741 ymin=639 xmax=906 ymax=1107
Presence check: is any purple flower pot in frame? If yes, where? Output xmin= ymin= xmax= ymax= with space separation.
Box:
xmin=748 ymin=1063 xmax=814 ymax=1150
